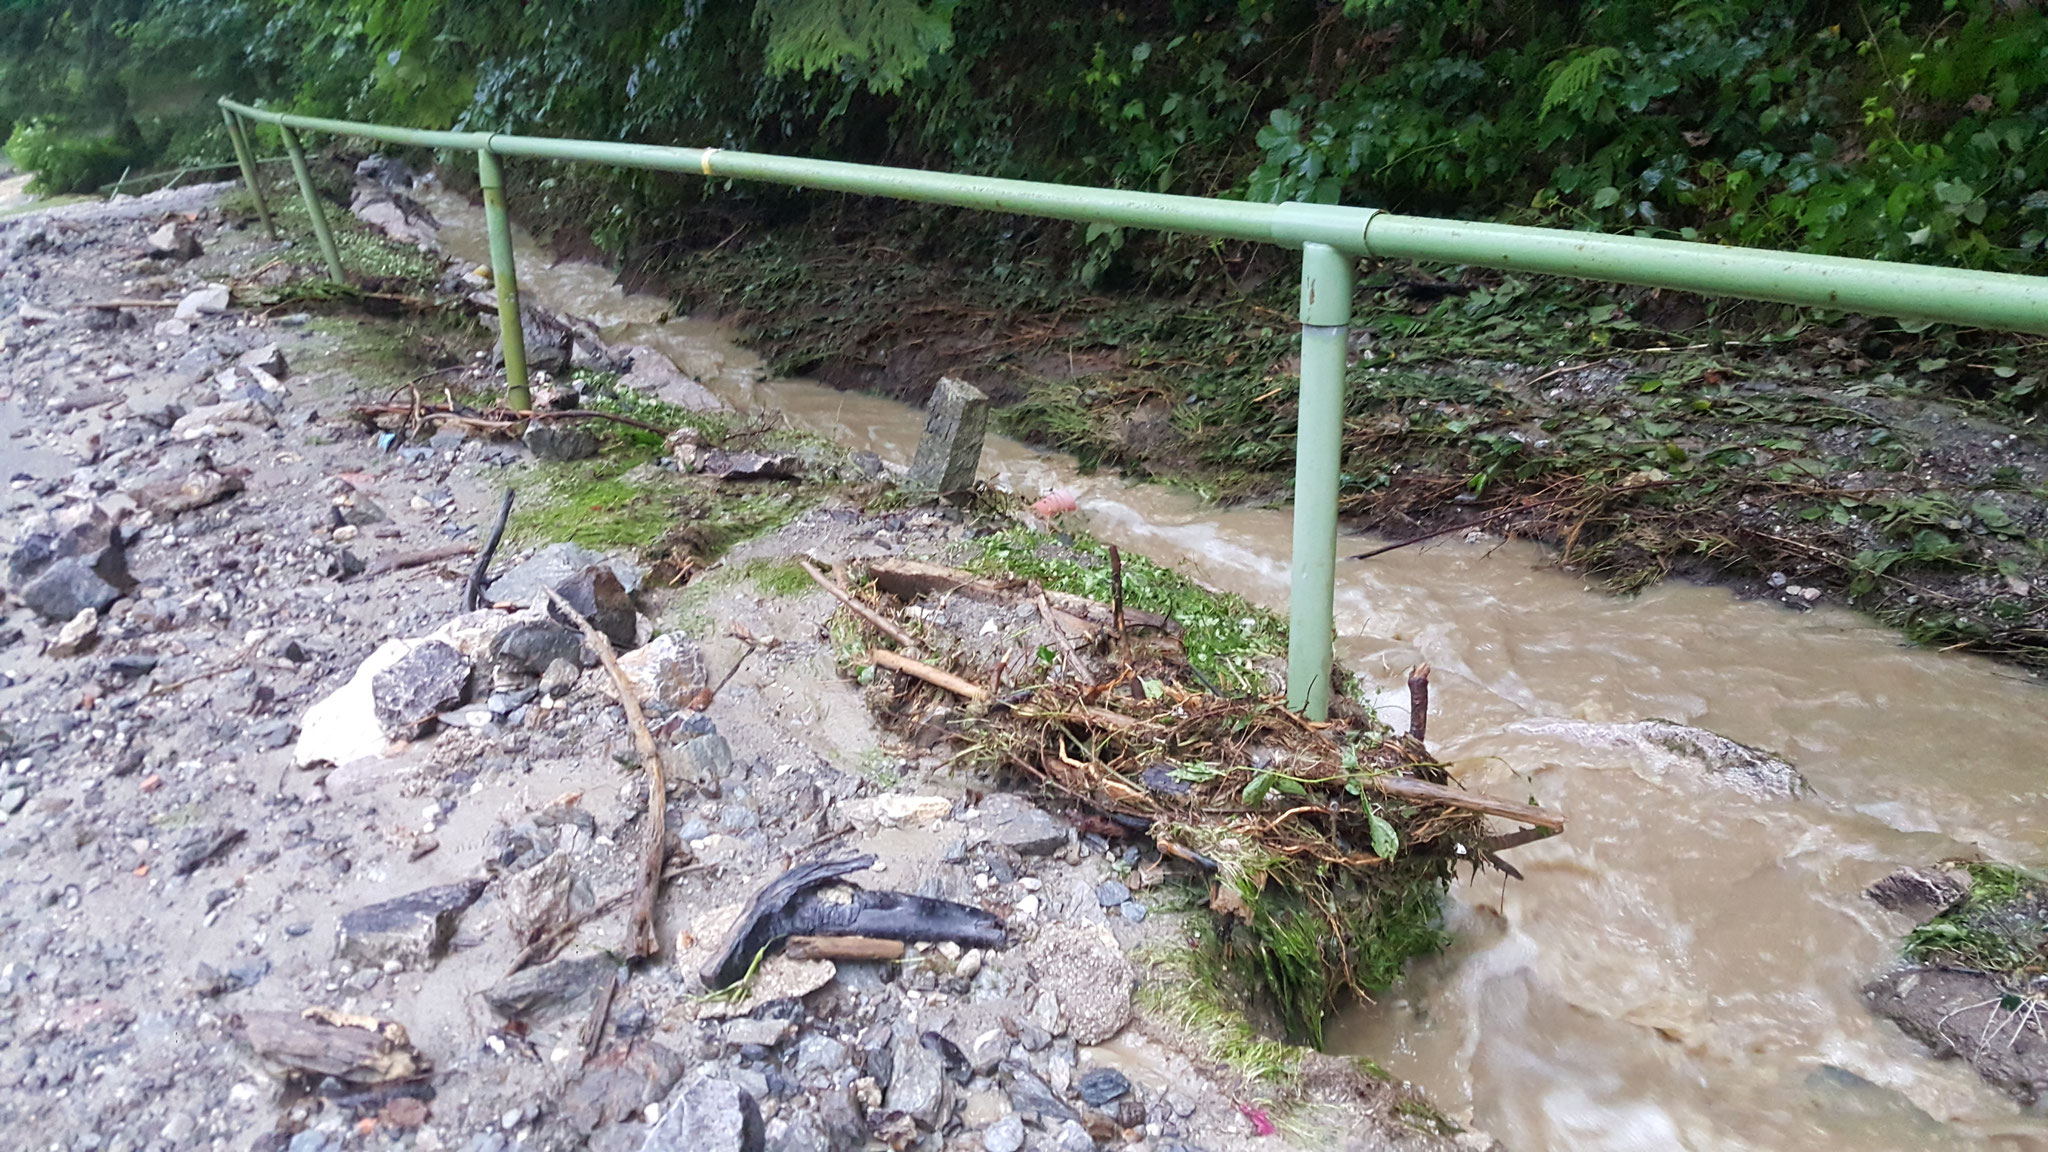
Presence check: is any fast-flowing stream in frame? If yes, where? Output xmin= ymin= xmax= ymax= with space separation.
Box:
xmin=424 ymin=189 xmax=2048 ymax=1151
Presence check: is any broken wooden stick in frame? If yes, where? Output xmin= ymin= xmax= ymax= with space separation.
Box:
xmin=800 ymin=558 xmax=916 ymax=649
xmin=690 ymin=623 xmax=779 ymax=712
xmin=1365 ymin=774 xmax=1564 ymax=830
xmin=464 ymin=488 xmax=514 ymax=612
xmin=869 ymin=648 xmax=988 ymax=702
xmin=1109 ymin=544 xmax=1126 ymax=640
xmin=1408 ymin=662 xmax=1431 ymax=744
xmin=865 ymin=557 xmax=1178 ymax=633
xmin=544 ymin=588 xmax=670 ymax=960
xmin=1036 ymin=591 xmax=1083 ymax=674
xmin=363 ymin=542 xmax=477 ymax=577
xmin=784 ymin=935 xmax=907 ymax=962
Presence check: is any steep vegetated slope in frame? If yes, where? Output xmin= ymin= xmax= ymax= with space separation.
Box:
xmin=7 ymin=0 xmax=2048 ymax=662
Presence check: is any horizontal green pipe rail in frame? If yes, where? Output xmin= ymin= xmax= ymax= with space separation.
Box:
xmin=220 ymin=97 xmax=2047 ymax=335
xmin=219 ymin=94 xmax=2048 ymax=723
xmin=98 ymin=155 xmax=291 ymax=196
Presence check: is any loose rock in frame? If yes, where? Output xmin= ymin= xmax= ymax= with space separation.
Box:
xmin=1028 ymin=924 xmax=1133 ymax=1044
xmin=146 ymin=222 xmax=203 ymax=260
xmin=642 ymin=1075 xmax=766 ymax=1152
xmin=335 ymin=881 xmax=486 ymax=971
xmin=486 ymin=542 xmax=644 ymax=603
xmin=483 ymin=953 xmax=616 ymax=1021
xmin=887 ymin=1028 xmax=952 ymax=1129
xmin=370 ymin=640 xmax=473 ymax=740
xmin=236 ymin=1007 xmax=428 ymax=1085
xmin=47 ymin=608 xmax=99 ymax=657
xmin=490 ymin=619 xmax=584 ymax=677
xmin=172 ymin=284 xmax=232 ymax=320
xmin=548 ymin=564 xmax=640 ymax=649
xmin=619 ymin=346 xmax=730 ymax=414
xmin=980 ymin=793 xmax=1068 ymax=856
xmin=607 ymin=632 xmax=708 ymax=710
xmin=236 ymin=342 xmax=289 ymax=377
xmin=523 ymin=421 xmax=600 ymax=461
xmin=1866 ymin=865 xmax=1971 ymax=924
xmin=295 ymin=639 xmax=419 ymax=768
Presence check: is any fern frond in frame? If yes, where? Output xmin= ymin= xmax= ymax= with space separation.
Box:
xmin=754 ymin=0 xmax=956 ymax=94
xmin=1540 ymin=46 xmax=1621 ymax=120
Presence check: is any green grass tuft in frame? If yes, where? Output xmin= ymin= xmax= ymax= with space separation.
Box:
xmin=972 ymin=525 xmax=1284 ymax=693
xmin=1903 ymin=862 xmax=2047 ymax=976
xmin=744 ymin=556 xmax=816 ymax=597
xmin=508 ymin=450 xmax=676 ymax=552
xmin=1135 ymin=917 xmax=1303 ymax=1087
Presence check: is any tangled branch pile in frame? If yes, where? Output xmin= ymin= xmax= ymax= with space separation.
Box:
xmin=817 ymin=545 xmax=1562 ymax=1042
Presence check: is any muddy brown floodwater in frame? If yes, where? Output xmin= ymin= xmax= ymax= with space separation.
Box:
xmin=427 ymin=187 xmax=2048 ymax=1151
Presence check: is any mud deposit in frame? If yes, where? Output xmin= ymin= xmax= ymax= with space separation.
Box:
xmin=424 ymin=187 xmax=2048 ymax=1150
xmin=0 ymin=182 xmax=1465 ymax=1152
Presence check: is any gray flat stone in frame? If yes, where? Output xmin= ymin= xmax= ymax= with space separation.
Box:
xmin=485 ymin=542 xmax=644 ymax=603
xmin=1867 ymin=865 xmax=1971 ymax=924
xmin=490 ymin=619 xmax=584 ymax=676
xmin=336 ymin=880 xmax=485 ymax=971
xmin=642 ymin=1075 xmax=765 ymax=1152
xmin=370 ymin=640 xmax=472 ymax=740
xmin=980 ymin=793 xmax=1067 ymax=856
xmin=524 ymin=422 xmax=599 ymax=461
xmin=484 ymin=953 xmax=616 ymax=1020
xmin=887 ymin=1029 xmax=951 ymax=1128
xmin=19 ymin=559 xmax=122 ymax=622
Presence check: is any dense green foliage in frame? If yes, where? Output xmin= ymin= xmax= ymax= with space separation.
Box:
xmin=3 ymin=0 xmax=2043 ymax=277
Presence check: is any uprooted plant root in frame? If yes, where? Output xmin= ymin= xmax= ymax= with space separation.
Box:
xmin=824 ymin=545 xmax=1561 ymax=1043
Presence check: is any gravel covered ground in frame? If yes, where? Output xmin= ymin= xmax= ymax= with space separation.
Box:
xmin=0 ymin=183 xmax=1482 ymax=1152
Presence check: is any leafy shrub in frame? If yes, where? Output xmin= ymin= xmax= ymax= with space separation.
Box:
xmin=5 ymin=120 xmax=138 ymax=194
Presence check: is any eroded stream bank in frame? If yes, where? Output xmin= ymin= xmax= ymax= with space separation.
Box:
xmin=426 ymin=187 xmax=2048 ymax=1151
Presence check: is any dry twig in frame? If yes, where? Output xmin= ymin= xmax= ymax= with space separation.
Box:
xmin=801 ymin=559 xmax=916 ymax=649
xmin=543 ymin=589 xmax=670 ymax=960
xmin=870 ymin=648 xmax=988 ymax=701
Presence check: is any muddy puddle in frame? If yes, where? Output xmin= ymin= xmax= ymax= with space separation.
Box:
xmin=424 ymin=187 xmax=2048 ymax=1150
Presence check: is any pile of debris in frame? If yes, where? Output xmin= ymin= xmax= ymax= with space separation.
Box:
xmin=814 ymin=551 xmax=1565 ymax=1040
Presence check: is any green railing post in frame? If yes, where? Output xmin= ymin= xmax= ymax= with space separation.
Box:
xmin=1286 ymin=242 xmax=1354 ymax=720
xmin=278 ymin=125 xmax=345 ymax=282
xmin=477 ymin=145 xmax=531 ymax=411
xmin=220 ymin=110 xmax=276 ymax=240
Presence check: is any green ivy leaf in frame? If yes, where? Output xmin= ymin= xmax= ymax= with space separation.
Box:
xmin=1241 ymin=770 xmax=1275 ymax=807
xmin=1366 ymin=805 xmax=1400 ymax=860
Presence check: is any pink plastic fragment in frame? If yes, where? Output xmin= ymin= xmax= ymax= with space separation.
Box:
xmin=1031 ymin=488 xmax=1079 ymax=518
xmin=1237 ymin=1102 xmax=1276 ymax=1136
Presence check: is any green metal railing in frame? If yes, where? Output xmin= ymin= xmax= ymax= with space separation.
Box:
xmin=217 ymin=95 xmax=2048 ymax=721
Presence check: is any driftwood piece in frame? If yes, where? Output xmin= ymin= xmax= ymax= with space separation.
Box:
xmin=866 ymin=558 xmax=1178 ymax=633
xmin=867 ymin=558 xmax=1005 ymax=601
xmin=464 ymin=487 xmax=514 ymax=612
xmin=362 ymin=542 xmax=477 ymax=577
xmin=870 ymin=648 xmax=988 ymax=701
xmin=545 ymin=589 xmax=669 ymax=959
xmin=1035 ymin=592 xmax=1084 ymax=673
xmin=800 ymin=559 xmax=916 ymax=649
xmin=235 ymin=1007 xmax=427 ymax=1084
xmin=785 ymin=935 xmax=907 ymax=962
xmin=1407 ymin=662 xmax=1431 ymax=743
xmin=1367 ymin=774 xmax=1563 ymax=830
